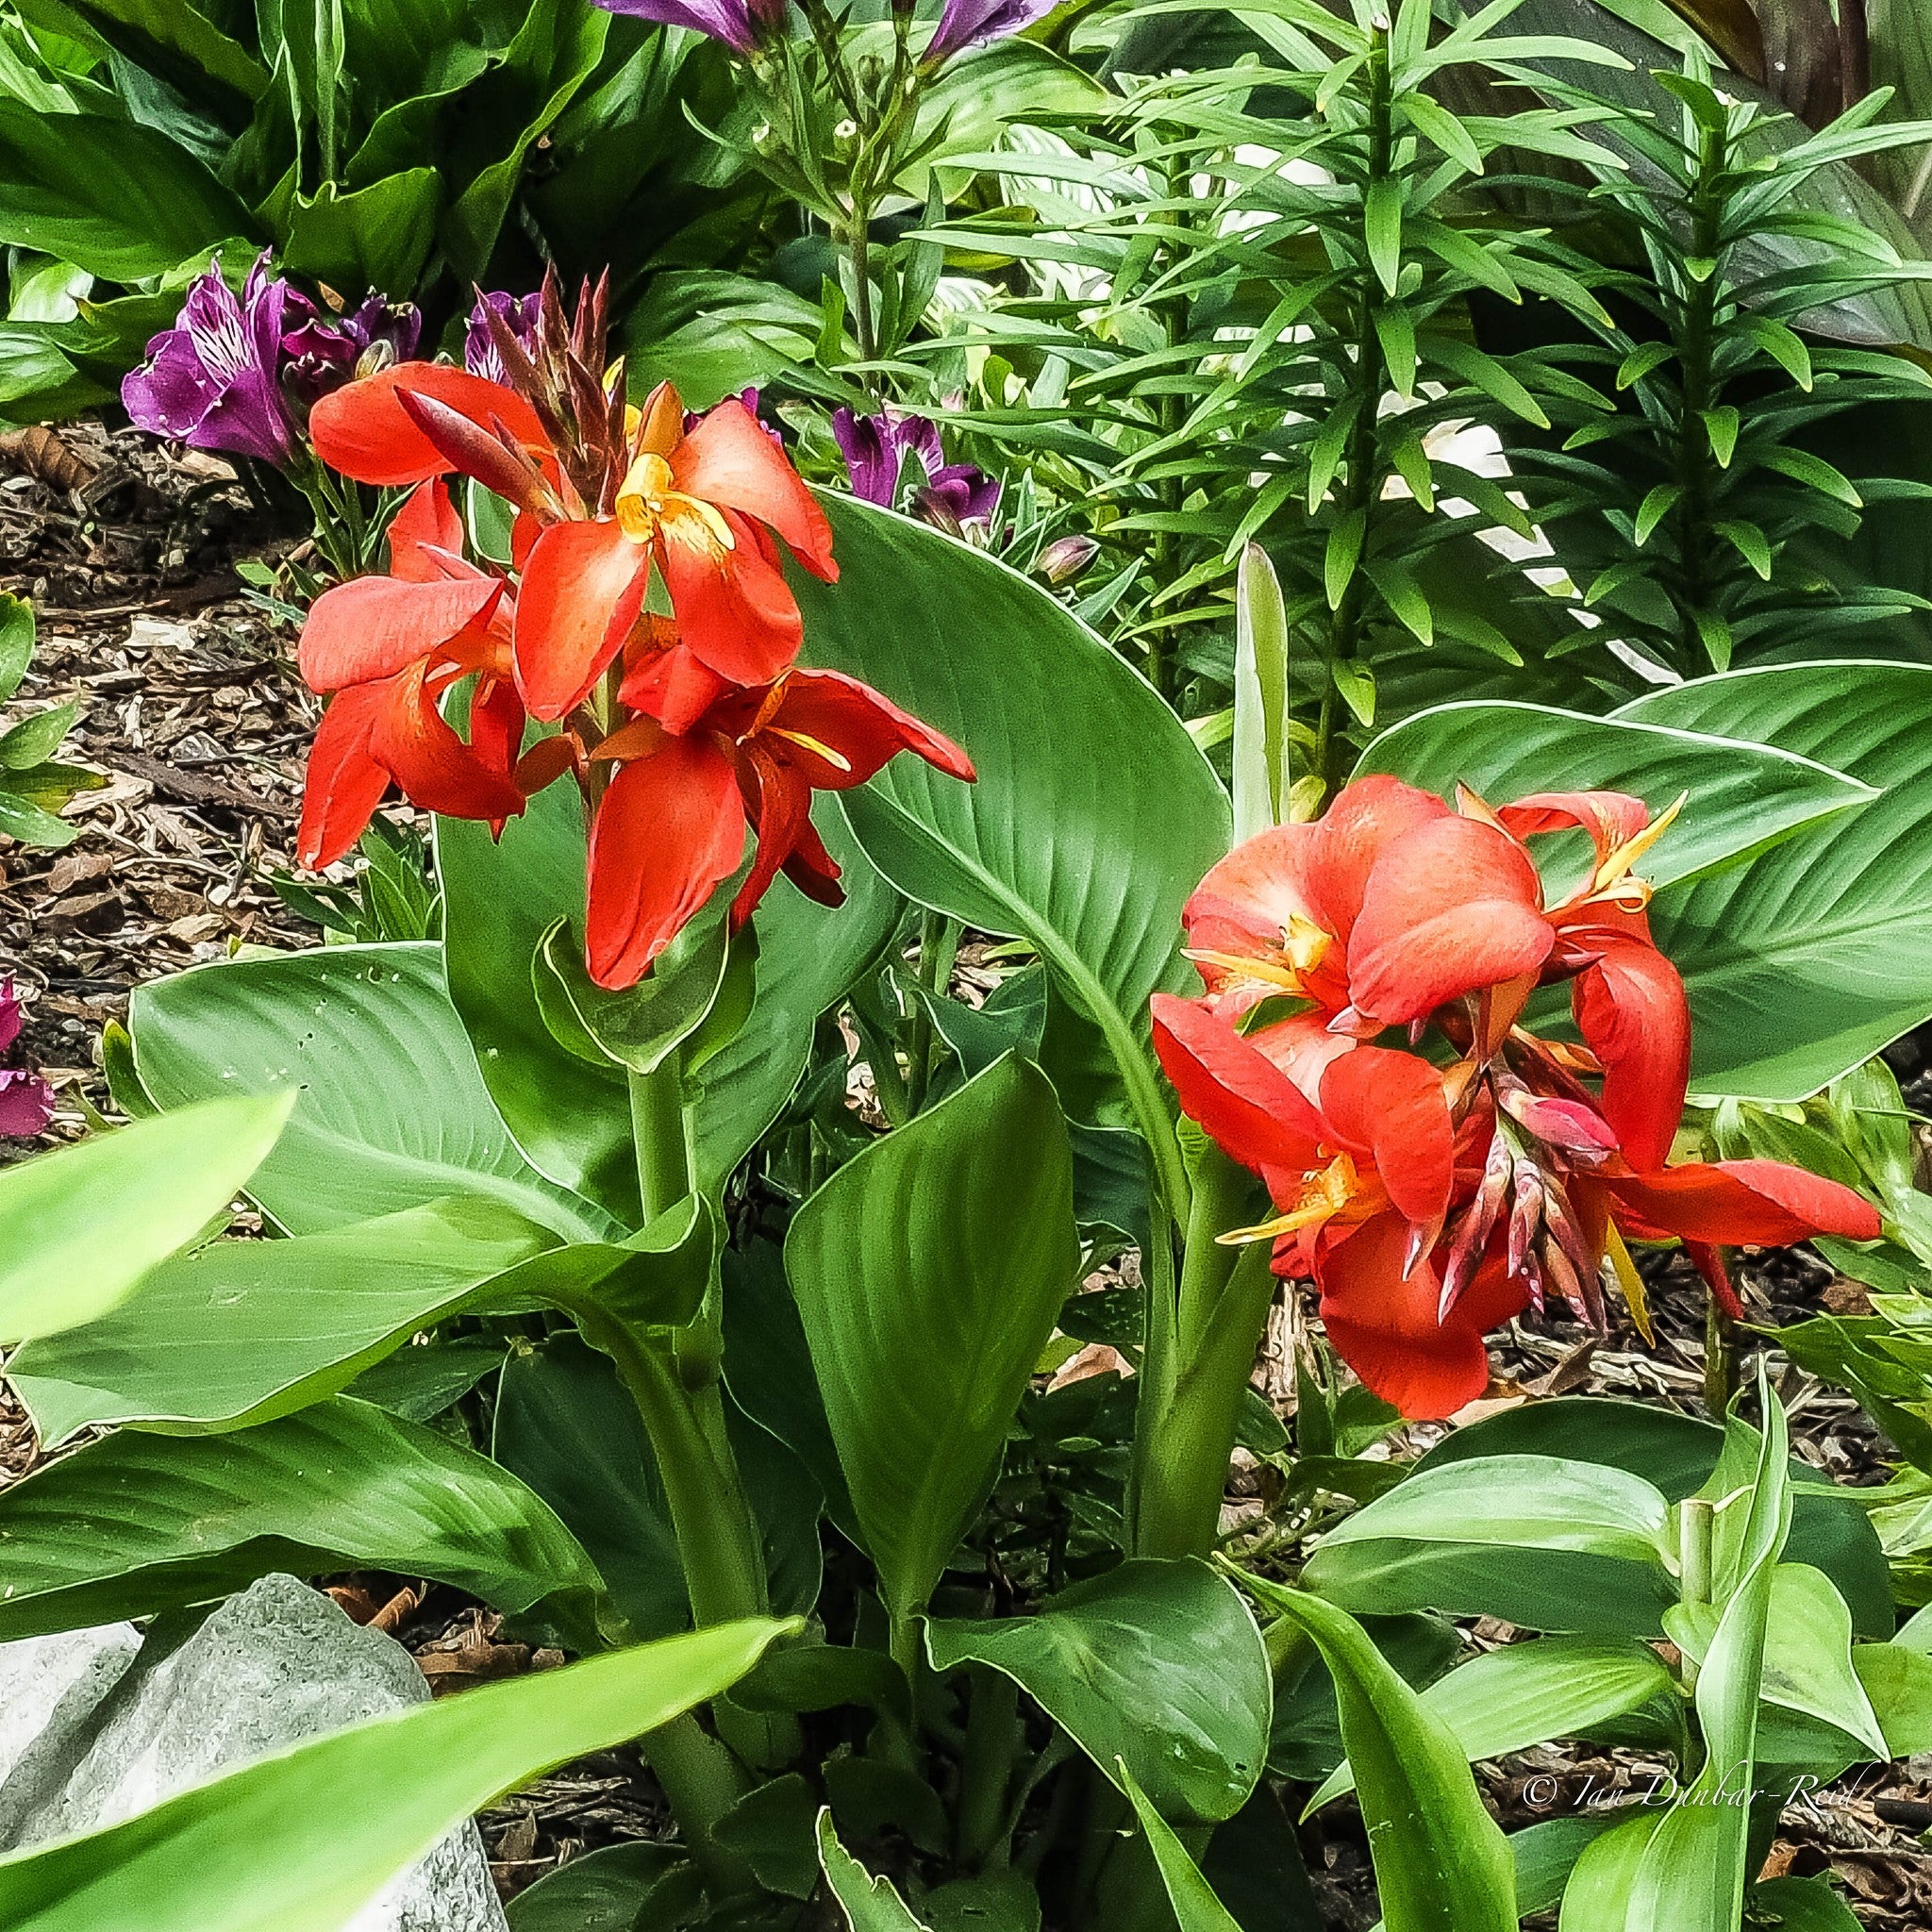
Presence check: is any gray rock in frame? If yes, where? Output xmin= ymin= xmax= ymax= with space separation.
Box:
xmin=21 ymin=1575 xmax=506 ymax=1931
xmin=0 ymin=1624 xmax=142 ymax=1840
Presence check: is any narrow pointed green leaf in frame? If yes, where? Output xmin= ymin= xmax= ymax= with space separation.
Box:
xmin=1118 ymin=1763 xmax=1243 ymax=1932
xmin=1243 ymin=1576 xmax=1516 ymax=1931
xmin=0 ymin=1621 xmax=790 ymax=1932
xmin=1231 ymin=542 xmax=1291 ymax=842
xmin=0 ymin=1092 xmax=291 ymax=1347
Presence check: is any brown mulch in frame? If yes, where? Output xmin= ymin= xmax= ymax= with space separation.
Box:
xmin=0 ymin=414 xmax=1927 ymax=1921
xmin=0 ymin=419 xmax=315 ymax=1141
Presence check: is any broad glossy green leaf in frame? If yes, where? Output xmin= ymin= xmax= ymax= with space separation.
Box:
xmin=274 ymin=168 xmax=441 ymax=296
xmin=1119 ymin=1764 xmax=1243 ymax=1932
xmin=1246 ymin=1577 xmax=1516 ymax=1932
xmin=1756 ymin=1565 xmax=1887 ymax=1758
xmin=784 ymin=1055 xmax=1077 ymax=1627
xmin=1420 ymin=1397 xmax=1891 ymax=1636
xmin=1745 ymin=1877 xmax=1864 ymax=1931
xmin=1301 ymin=1455 xmax=1677 ymax=1636
xmin=8 ymin=1195 xmax=555 ymax=1442
xmin=504 ymin=1842 xmax=678 ymax=1931
xmin=0 ymin=105 xmax=254 ymax=277
xmin=0 ymin=1619 xmax=788 ymax=1932
xmin=1356 ymin=700 xmax=1874 ymax=889
xmin=1616 ymin=663 xmax=1932 ymax=1100
xmin=0 ymin=1396 xmax=611 ymax=1646
xmin=0 ymin=1091 xmax=290 ymax=1346
xmin=437 ymin=772 xmax=637 ymax=1219
xmin=795 ymin=494 xmax=1227 ymax=1196
xmin=817 ymin=1809 xmax=932 ymax=1931
xmin=1309 ymin=1636 xmax=1674 ymax=1809
xmin=926 ymin=1558 xmax=1271 ymax=1824
xmin=1853 ymin=1641 xmax=1932 ymax=1756
xmin=493 ymin=1331 xmax=686 ymax=1641
xmin=125 ymin=942 xmax=618 ymax=1241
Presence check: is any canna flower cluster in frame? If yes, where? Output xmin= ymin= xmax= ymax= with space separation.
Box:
xmin=123 ymin=254 xmax=420 ymax=472
xmin=1155 ymin=776 xmax=1882 ymax=1419
xmin=293 ymin=275 xmax=973 ymax=989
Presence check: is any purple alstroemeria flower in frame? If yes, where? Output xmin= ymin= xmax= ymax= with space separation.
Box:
xmin=833 ymin=406 xmax=1001 ymax=529
xmin=123 ymin=254 xmax=314 ymax=469
xmin=924 ymin=0 xmax=1056 ymax=66
xmin=464 ymin=289 xmax=544 ymax=384
xmin=281 ymin=295 xmax=423 ymax=415
xmin=0 ymin=978 xmax=52 ymax=1139
xmin=589 ymin=0 xmax=787 ymax=57
xmin=832 ymin=407 xmax=944 ymax=508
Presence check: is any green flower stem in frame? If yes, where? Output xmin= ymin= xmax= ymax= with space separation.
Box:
xmin=1130 ymin=1144 xmax=1274 ymax=1560
xmin=638 ymin=1711 xmax=756 ymax=1898
xmin=955 ymin=1665 xmax=1022 ymax=1868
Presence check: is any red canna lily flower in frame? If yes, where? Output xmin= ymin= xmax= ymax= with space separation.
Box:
xmin=303 ymin=277 xmax=834 ymax=731
xmin=1157 ymin=776 xmax=1882 ymax=1419
xmin=515 ymin=379 xmax=835 ymax=723
xmin=583 ymin=668 xmax=974 ymax=989
xmin=296 ymin=479 xmax=525 ymax=868
xmin=293 ymin=273 xmax=971 ymax=1000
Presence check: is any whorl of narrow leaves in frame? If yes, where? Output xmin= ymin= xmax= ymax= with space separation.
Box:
xmin=1518 ymin=69 xmax=1932 ymax=676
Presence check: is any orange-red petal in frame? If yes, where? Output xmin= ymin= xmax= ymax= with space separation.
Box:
xmin=1606 ymin=1158 xmax=1880 ymax=1247
xmin=1348 ymin=815 xmax=1554 ymax=1024
xmin=513 ymin=520 xmax=650 ymax=721
xmin=1318 ymin=1044 xmax=1455 ymax=1228
xmin=658 ymin=510 xmax=803 ymax=689
xmin=1315 ymin=1209 xmax=1529 ymax=1419
xmin=1151 ymin=994 xmax=1327 ymax=1178
xmin=297 ymin=575 xmax=503 ymax=694
xmin=309 ymin=363 xmax=545 ymax=487
xmin=674 ymin=400 xmax=837 ymax=579
xmin=1571 ymin=928 xmax=1690 ymax=1172
xmin=369 ymin=662 xmax=525 ymax=827
xmin=297 ymin=683 xmax=391 ymax=869
xmin=764 ymin=669 xmax=974 ymax=789
xmin=386 ymin=479 xmax=466 ymax=582
xmin=585 ymin=738 xmax=745 ymax=989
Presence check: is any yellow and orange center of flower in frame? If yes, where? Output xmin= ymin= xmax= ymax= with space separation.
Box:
xmin=1219 ymin=1152 xmax=1361 ymax=1247
xmin=1186 ymin=911 xmax=1331 ymax=1003
xmin=615 ymin=452 xmax=734 ymax=555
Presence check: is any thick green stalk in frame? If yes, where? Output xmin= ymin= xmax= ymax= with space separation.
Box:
xmin=1130 ymin=1145 xmax=1273 ymax=1560
xmin=1135 ymin=1243 xmax=1277 ymax=1562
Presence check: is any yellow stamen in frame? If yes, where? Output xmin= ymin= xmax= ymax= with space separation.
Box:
xmin=1604 ymin=1221 xmax=1655 ymax=1344
xmin=769 ymin=727 xmax=852 ymax=772
xmin=1591 ymin=791 xmax=1687 ymax=895
xmin=1217 ymin=1155 xmax=1357 ymax=1245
